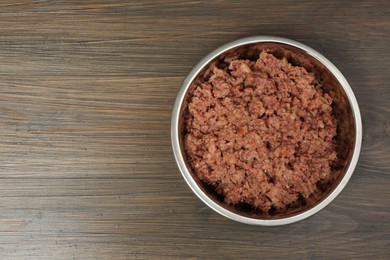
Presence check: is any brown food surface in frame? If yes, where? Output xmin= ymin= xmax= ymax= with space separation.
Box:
xmin=184 ymin=50 xmax=338 ymax=214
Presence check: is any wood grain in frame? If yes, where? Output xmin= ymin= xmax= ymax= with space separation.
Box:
xmin=0 ymin=1 xmax=389 ymax=259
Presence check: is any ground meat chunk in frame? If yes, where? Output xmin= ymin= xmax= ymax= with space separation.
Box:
xmin=184 ymin=50 xmax=338 ymax=214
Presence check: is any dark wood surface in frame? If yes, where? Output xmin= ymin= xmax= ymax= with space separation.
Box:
xmin=0 ymin=1 xmax=388 ymax=259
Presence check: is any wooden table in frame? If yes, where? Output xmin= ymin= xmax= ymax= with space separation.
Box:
xmin=0 ymin=1 xmax=388 ymax=259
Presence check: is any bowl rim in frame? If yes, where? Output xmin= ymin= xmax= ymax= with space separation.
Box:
xmin=171 ymin=36 xmax=362 ymax=226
